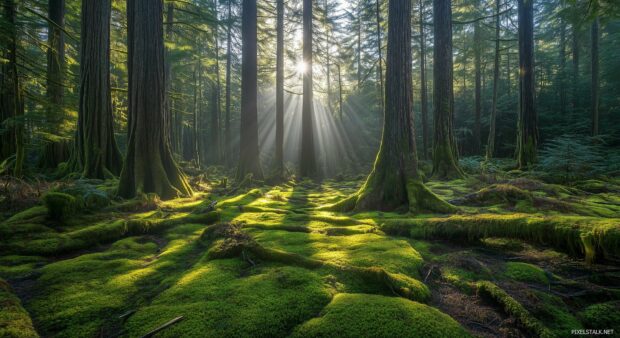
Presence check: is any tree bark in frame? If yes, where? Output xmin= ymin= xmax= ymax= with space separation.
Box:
xmin=375 ymin=0 xmax=384 ymax=111
xmin=357 ymin=0 xmax=362 ymax=88
xmin=300 ymin=0 xmax=317 ymax=178
xmin=76 ymin=0 xmax=122 ymax=179
xmin=473 ymin=0 xmax=482 ymax=155
xmin=236 ymin=0 xmax=263 ymax=180
xmin=224 ymin=0 xmax=233 ymax=168
xmin=335 ymin=0 xmax=454 ymax=213
xmin=558 ymin=16 xmax=566 ymax=118
xmin=0 ymin=0 xmax=24 ymax=176
xmin=275 ymin=0 xmax=284 ymax=177
xmin=119 ymin=0 xmax=192 ymax=199
xmin=486 ymin=0 xmax=501 ymax=160
xmin=419 ymin=0 xmax=429 ymax=160
xmin=590 ymin=17 xmax=599 ymax=136
xmin=432 ymin=0 xmax=464 ymax=179
xmin=165 ymin=2 xmax=176 ymax=152
xmin=572 ymin=25 xmax=579 ymax=113
xmin=516 ymin=0 xmax=538 ymax=169
xmin=46 ymin=0 xmax=65 ymax=129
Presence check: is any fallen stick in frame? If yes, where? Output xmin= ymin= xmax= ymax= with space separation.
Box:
xmin=140 ymin=316 xmax=184 ymax=338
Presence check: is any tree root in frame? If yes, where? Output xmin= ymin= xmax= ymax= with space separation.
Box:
xmin=200 ymin=223 xmax=430 ymax=302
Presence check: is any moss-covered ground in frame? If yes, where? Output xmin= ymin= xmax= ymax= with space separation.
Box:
xmin=1 ymin=173 xmax=620 ymax=337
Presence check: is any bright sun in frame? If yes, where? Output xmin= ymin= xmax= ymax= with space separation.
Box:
xmin=296 ymin=61 xmax=307 ymax=74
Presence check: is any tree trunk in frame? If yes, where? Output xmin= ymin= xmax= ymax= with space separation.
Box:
xmin=572 ymin=25 xmax=579 ymax=114
xmin=357 ymin=0 xmax=362 ymax=89
xmin=486 ymin=0 xmax=501 ymax=160
xmin=335 ymin=0 xmax=454 ymax=213
xmin=165 ymin=2 xmax=176 ymax=152
xmin=46 ymin=0 xmax=65 ymax=130
xmin=119 ymin=0 xmax=192 ymax=199
xmin=275 ymin=0 xmax=284 ymax=177
xmin=236 ymin=0 xmax=263 ymax=180
xmin=76 ymin=0 xmax=122 ymax=179
xmin=194 ymin=56 xmax=201 ymax=167
xmin=224 ymin=0 xmax=233 ymax=168
xmin=473 ymin=0 xmax=482 ymax=155
xmin=338 ymin=64 xmax=343 ymax=119
xmin=419 ymin=0 xmax=429 ymax=160
xmin=0 ymin=0 xmax=24 ymax=176
xmin=211 ymin=13 xmax=222 ymax=165
xmin=516 ymin=0 xmax=538 ymax=169
xmin=558 ymin=16 xmax=566 ymax=118
xmin=432 ymin=0 xmax=463 ymax=179
xmin=591 ymin=17 xmax=599 ymax=136
xmin=300 ymin=0 xmax=317 ymax=178
xmin=375 ymin=0 xmax=384 ymax=111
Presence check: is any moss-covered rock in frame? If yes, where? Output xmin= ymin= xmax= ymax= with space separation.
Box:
xmin=290 ymin=293 xmax=471 ymax=338
xmin=43 ymin=192 xmax=76 ymax=221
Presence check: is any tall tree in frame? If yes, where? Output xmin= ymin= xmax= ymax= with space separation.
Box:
xmin=236 ymin=0 xmax=263 ymax=180
xmin=300 ymin=0 xmax=317 ymax=178
xmin=47 ymin=0 xmax=65 ymax=127
xmin=275 ymin=0 xmax=284 ymax=177
xmin=210 ymin=0 xmax=223 ymax=164
xmin=558 ymin=16 xmax=567 ymax=118
xmin=224 ymin=0 xmax=233 ymax=168
xmin=516 ymin=0 xmax=538 ymax=168
xmin=375 ymin=0 xmax=384 ymax=110
xmin=473 ymin=0 xmax=482 ymax=154
xmin=1 ymin=0 xmax=24 ymax=176
xmin=75 ymin=0 xmax=122 ymax=179
xmin=334 ymin=0 xmax=453 ymax=213
xmin=571 ymin=25 xmax=579 ymax=113
xmin=486 ymin=0 xmax=501 ymax=160
xmin=432 ymin=0 xmax=463 ymax=179
xmin=591 ymin=17 xmax=599 ymax=136
xmin=419 ymin=0 xmax=429 ymax=160
xmin=165 ymin=2 xmax=177 ymax=151
xmin=119 ymin=0 xmax=192 ymax=199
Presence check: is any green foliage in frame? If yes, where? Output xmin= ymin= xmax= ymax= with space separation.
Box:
xmin=290 ymin=293 xmax=471 ymax=338
xmin=537 ymin=135 xmax=609 ymax=183
xmin=42 ymin=192 xmax=76 ymax=221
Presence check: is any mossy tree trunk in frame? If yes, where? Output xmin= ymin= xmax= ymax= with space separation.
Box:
xmin=516 ymin=0 xmax=538 ymax=169
xmin=0 ymin=0 xmax=24 ymax=176
xmin=119 ymin=0 xmax=192 ymax=200
xmin=275 ymin=0 xmax=284 ymax=177
xmin=300 ymin=0 xmax=317 ymax=178
xmin=75 ymin=0 xmax=122 ymax=179
xmin=432 ymin=0 xmax=464 ymax=179
xmin=236 ymin=0 xmax=263 ymax=181
xmin=336 ymin=0 xmax=454 ymax=214
xmin=419 ymin=0 xmax=429 ymax=160
xmin=590 ymin=17 xmax=599 ymax=136
xmin=46 ymin=0 xmax=64 ymax=130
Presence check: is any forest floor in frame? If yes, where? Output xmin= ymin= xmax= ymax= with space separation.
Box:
xmin=1 ymin=170 xmax=620 ymax=337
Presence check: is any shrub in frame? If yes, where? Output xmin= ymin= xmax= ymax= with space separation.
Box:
xmin=43 ymin=192 xmax=76 ymax=221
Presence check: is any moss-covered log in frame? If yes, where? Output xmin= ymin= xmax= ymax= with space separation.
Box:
xmin=0 ymin=278 xmax=39 ymax=338
xmin=382 ymin=214 xmax=620 ymax=263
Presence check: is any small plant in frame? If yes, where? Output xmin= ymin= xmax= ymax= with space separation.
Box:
xmin=537 ymin=135 xmax=607 ymax=183
xmin=43 ymin=192 xmax=76 ymax=221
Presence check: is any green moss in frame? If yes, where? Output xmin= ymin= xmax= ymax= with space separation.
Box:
xmin=531 ymin=291 xmax=582 ymax=336
xmin=123 ymin=260 xmax=333 ymax=337
xmin=43 ymin=192 xmax=76 ymax=221
xmin=0 ymin=279 xmax=39 ymax=338
xmin=502 ymin=262 xmax=549 ymax=285
xmin=290 ymin=293 xmax=470 ymax=338
xmin=382 ymin=214 xmax=620 ymax=263
xmin=578 ymin=301 xmax=620 ymax=329
xmin=477 ymin=281 xmax=553 ymax=338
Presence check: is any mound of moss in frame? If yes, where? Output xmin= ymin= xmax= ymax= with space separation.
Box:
xmin=0 ymin=279 xmax=39 ymax=338
xmin=290 ymin=293 xmax=471 ymax=338
xmin=502 ymin=262 xmax=550 ymax=285
xmin=578 ymin=301 xmax=620 ymax=329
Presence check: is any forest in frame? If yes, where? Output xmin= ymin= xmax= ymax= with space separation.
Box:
xmin=1 ymin=0 xmax=620 ymax=336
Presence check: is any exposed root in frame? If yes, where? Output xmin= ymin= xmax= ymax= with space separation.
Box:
xmin=200 ymin=223 xmax=430 ymax=302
